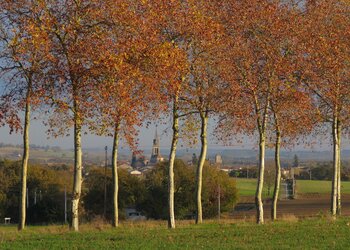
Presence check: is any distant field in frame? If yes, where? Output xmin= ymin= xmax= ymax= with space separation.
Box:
xmin=236 ymin=178 xmax=270 ymax=197
xmin=297 ymin=180 xmax=350 ymax=194
xmin=236 ymin=178 xmax=350 ymax=197
xmin=1 ymin=219 xmax=350 ymax=249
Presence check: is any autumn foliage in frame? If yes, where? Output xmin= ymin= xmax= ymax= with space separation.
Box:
xmin=0 ymin=0 xmax=349 ymax=230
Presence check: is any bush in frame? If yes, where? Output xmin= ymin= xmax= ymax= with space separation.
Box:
xmin=138 ymin=159 xmax=238 ymax=220
xmin=0 ymin=160 xmax=71 ymax=224
xmin=82 ymin=167 xmax=146 ymax=221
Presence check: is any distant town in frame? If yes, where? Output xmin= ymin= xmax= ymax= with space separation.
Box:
xmin=2 ymin=129 xmax=350 ymax=178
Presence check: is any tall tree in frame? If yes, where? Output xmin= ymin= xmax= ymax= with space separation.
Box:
xmin=37 ymin=0 xmax=104 ymax=231
xmin=181 ymin=15 xmax=227 ymax=224
xmin=264 ymin=5 xmax=317 ymax=221
xmin=87 ymin=0 xmax=173 ymax=227
xmin=220 ymin=0 xmax=306 ymax=224
xmin=148 ymin=0 xmax=190 ymax=229
xmin=228 ymin=0 xmax=274 ymax=224
xmin=269 ymin=86 xmax=316 ymax=220
xmin=0 ymin=0 xmax=49 ymax=230
xmin=153 ymin=0 xmax=229 ymax=225
xmin=300 ymin=0 xmax=350 ymax=216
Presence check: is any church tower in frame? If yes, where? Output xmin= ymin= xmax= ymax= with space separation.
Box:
xmin=150 ymin=128 xmax=163 ymax=165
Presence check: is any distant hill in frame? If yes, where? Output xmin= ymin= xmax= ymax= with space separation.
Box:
xmin=1 ymin=143 xmax=349 ymax=166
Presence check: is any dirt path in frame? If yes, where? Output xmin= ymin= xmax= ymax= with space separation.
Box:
xmin=232 ymin=194 xmax=350 ymax=220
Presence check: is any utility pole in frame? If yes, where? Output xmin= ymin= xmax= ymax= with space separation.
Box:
xmin=34 ymin=188 xmax=37 ymax=205
xmin=218 ymin=184 xmax=221 ymax=220
xmin=217 ymin=163 xmax=222 ymax=220
xmin=309 ymin=168 xmax=312 ymax=180
xmin=103 ymin=146 xmax=108 ymax=220
xmin=64 ymin=185 xmax=67 ymax=224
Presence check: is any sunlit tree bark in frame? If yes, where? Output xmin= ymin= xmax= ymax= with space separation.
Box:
xmin=195 ymin=110 xmax=208 ymax=224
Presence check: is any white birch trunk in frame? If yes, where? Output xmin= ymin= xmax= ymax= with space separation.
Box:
xmin=168 ymin=96 xmax=179 ymax=229
xmin=331 ymin=118 xmax=338 ymax=217
xmin=71 ymin=108 xmax=83 ymax=231
xmin=336 ymin=120 xmax=341 ymax=215
xmin=253 ymin=84 xmax=269 ymax=225
xmin=112 ymin=123 xmax=120 ymax=227
xmin=18 ymin=86 xmax=31 ymax=231
xmin=195 ymin=111 xmax=208 ymax=224
xmin=271 ymin=121 xmax=281 ymax=221
xmin=256 ymin=132 xmax=266 ymax=224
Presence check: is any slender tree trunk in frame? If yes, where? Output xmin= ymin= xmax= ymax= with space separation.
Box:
xmin=18 ymin=86 xmax=31 ymax=231
xmin=168 ymin=96 xmax=179 ymax=229
xmin=256 ymin=132 xmax=266 ymax=224
xmin=195 ymin=111 xmax=208 ymax=224
xmin=331 ymin=118 xmax=338 ymax=217
xmin=112 ymin=122 xmax=120 ymax=227
xmin=253 ymin=84 xmax=269 ymax=225
xmin=70 ymin=107 xmax=83 ymax=231
xmin=336 ymin=120 xmax=341 ymax=215
xmin=271 ymin=119 xmax=281 ymax=221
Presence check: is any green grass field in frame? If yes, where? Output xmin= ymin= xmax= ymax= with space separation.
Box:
xmin=236 ymin=178 xmax=350 ymax=197
xmin=297 ymin=180 xmax=350 ymax=194
xmin=236 ymin=178 xmax=271 ymax=197
xmin=1 ymin=219 xmax=350 ymax=249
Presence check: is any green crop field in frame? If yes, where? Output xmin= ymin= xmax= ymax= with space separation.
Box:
xmin=296 ymin=180 xmax=350 ymax=194
xmin=236 ymin=178 xmax=272 ymax=197
xmin=1 ymin=219 xmax=350 ymax=249
xmin=236 ymin=178 xmax=350 ymax=197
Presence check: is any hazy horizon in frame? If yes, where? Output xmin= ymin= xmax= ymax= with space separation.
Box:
xmin=0 ymin=116 xmax=349 ymax=152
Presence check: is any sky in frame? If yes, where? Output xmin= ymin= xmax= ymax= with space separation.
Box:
xmin=0 ymin=113 xmax=260 ymax=151
xmin=0 ymin=115 xmax=348 ymax=152
xmin=0 ymin=119 xmax=166 ymax=150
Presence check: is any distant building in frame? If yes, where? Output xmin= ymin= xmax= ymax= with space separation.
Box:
xmin=119 ymin=163 xmax=133 ymax=171
xmin=140 ymin=166 xmax=154 ymax=173
xmin=131 ymin=152 xmax=147 ymax=168
xmin=131 ymin=152 xmax=138 ymax=167
xmin=149 ymin=129 xmax=164 ymax=165
xmin=215 ymin=154 xmax=223 ymax=165
xmin=129 ymin=170 xmax=142 ymax=176
xmin=131 ymin=128 xmax=164 ymax=168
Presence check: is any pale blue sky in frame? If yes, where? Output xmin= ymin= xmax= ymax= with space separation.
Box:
xmin=0 ymin=115 xmax=258 ymax=151
xmin=0 ymin=116 xmax=348 ymax=152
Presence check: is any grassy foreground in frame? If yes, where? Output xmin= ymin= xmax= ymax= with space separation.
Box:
xmin=1 ymin=219 xmax=350 ymax=249
xmin=236 ymin=178 xmax=350 ymax=197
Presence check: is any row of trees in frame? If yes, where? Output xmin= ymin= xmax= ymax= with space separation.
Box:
xmin=0 ymin=0 xmax=349 ymax=230
xmin=0 ymin=160 xmax=71 ymax=224
xmin=0 ymin=159 xmax=236 ymax=224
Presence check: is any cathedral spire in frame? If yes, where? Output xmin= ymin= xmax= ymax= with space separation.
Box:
xmin=150 ymin=127 xmax=163 ymax=165
xmin=153 ymin=126 xmax=159 ymax=146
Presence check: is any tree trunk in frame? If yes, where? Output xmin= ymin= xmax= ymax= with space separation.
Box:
xmin=271 ymin=121 xmax=281 ymax=221
xmin=195 ymin=111 xmax=208 ymax=224
xmin=18 ymin=87 xmax=31 ymax=231
xmin=168 ymin=96 xmax=179 ymax=229
xmin=336 ymin=120 xmax=341 ymax=215
xmin=331 ymin=118 xmax=338 ymax=217
xmin=253 ymin=84 xmax=269 ymax=225
xmin=70 ymin=109 xmax=83 ymax=231
xmin=256 ymin=132 xmax=266 ymax=224
xmin=112 ymin=122 xmax=120 ymax=227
